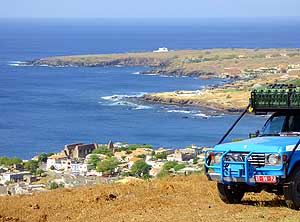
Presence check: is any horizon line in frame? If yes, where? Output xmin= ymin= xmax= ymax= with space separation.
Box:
xmin=1 ymin=15 xmax=300 ymax=20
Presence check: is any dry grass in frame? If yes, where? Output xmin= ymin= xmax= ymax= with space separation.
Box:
xmin=37 ymin=48 xmax=300 ymax=75
xmin=0 ymin=175 xmax=299 ymax=222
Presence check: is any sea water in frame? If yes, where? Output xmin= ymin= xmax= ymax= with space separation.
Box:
xmin=1 ymin=18 xmax=300 ymax=158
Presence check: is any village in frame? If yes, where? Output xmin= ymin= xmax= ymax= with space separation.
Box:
xmin=0 ymin=141 xmax=208 ymax=196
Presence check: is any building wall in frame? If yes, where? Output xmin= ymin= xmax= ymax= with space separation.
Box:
xmin=74 ymin=144 xmax=97 ymax=159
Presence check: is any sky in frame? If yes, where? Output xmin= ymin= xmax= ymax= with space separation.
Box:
xmin=0 ymin=0 xmax=299 ymax=19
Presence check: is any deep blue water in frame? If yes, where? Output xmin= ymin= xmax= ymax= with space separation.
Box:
xmin=1 ymin=18 xmax=300 ymax=159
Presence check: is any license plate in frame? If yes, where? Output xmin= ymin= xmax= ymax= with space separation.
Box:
xmin=255 ymin=175 xmax=277 ymax=183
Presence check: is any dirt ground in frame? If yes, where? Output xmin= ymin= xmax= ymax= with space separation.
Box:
xmin=0 ymin=175 xmax=300 ymax=222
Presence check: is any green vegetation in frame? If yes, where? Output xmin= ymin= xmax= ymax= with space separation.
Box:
xmin=174 ymin=163 xmax=186 ymax=172
xmin=0 ymin=156 xmax=23 ymax=167
xmin=158 ymin=161 xmax=187 ymax=178
xmin=35 ymin=169 xmax=44 ymax=176
xmin=92 ymin=145 xmax=113 ymax=157
xmin=24 ymin=160 xmax=39 ymax=174
xmin=88 ymin=154 xmax=100 ymax=170
xmin=119 ymin=144 xmax=153 ymax=151
xmin=162 ymin=161 xmax=177 ymax=171
xmin=156 ymin=169 xmax=169 ymax=178
xmin=193 ymin=157 xmax=199 ymax=165
xmin=130 ymin=160 xmax=151 ymax=178
xmin=37 ymin=152 xmax=55 ymax=163
xmin=137 ymin=154 xmax=146 ymax=159
xmin=49 ymin=181 xmax=59 ymax=190
xmin=154 ymin=152 xmax=167 ymax=160
xmin=49 ymin=181 xmax=64 ymax=190
xmin=96 ymin=157 xmax=119 ymax=174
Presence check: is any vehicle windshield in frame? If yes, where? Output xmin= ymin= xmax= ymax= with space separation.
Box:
xmin=261 ymin=113 xmax=300 ymax=136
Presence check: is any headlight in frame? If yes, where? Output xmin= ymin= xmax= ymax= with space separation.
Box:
xmin=266 ymin=154 xmax=281 ymax=165
xmin=211 ymin=152 xmax=222 ymax=164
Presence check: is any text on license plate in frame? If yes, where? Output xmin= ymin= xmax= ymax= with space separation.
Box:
xmin=255 ymin=175 xmax=276 ymax=183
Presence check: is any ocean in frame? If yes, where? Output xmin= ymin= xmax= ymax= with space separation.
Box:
xmin=1 ymin=18 xmax=300 ymax=159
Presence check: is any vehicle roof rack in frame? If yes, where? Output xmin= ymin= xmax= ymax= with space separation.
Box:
xmin=250 ymin=84 xmax=300 ymax=113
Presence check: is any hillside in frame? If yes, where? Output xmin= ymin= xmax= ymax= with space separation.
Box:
xmin=27 ymin=48 xmax=300 ymax=79
xmin=0 ymin=175 xmax=299 ymax=222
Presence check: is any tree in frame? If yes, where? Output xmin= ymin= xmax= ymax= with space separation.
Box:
xmin=38 ymin=153 xmax=48 ymax=163
xmin=137 ymin=154 xmax=146 ymax=159
xmin=162 ymin=161 xmax=177 ymax=171
xmin=0 ymin=156 xmax=22 ymax=166
xmin=92 ymin=146 xmax=113 ymax=157
xmin=130 ymin=160 xmax=151 ymax=177
xmin=24 ymin=160 xmax=39 ymax=173
xmin=96 ymin=157 xmax=119 ymax=175
xmin=155 ymin=152 xmax=167 ymax=160
xmin=88 ymin=154 xmax=100 ymax=170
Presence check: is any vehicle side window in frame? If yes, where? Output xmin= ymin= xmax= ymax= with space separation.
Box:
xmin=262 ymin=115 xmax=286 ymax=135
xmin=287 ymin=115 xmax=300 ymax=132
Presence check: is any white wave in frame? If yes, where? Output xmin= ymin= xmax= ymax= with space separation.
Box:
xmin=101 ymin=92 xmax=146 ymax=101
xmin=8 ymin=61 xmax=31 ymax=67
xmin=132 ymin=72 xmax=140 ymax=75
xmin=160 ymin=75 xmax=174 ymax=78
xmin=107 ymin=100 xmax=151 ymax=110
xmin=145 ymin=73 xmax=158 ymax=76
xmin=194 ymin=113 xmax=210 ymax=118
xmin=167 ymin=110 xmax=192 ymax=114
xmin=134 ymin=105 xmax=151 ymax=110
xmin=100 ymin=93 xmax=151 ymax=110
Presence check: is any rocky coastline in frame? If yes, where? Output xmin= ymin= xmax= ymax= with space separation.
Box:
xmin=25 ymin=48 xmax=300 ymax=113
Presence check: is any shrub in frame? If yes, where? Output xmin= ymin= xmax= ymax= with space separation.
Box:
xmin=174 ymin=163 xmax=186 ymax=172
xmin=130 ymin=160 xmax=151 ymax=177
xmin=162 ymin=161 xmax=177 ymax=171
xmin=49 ymin=181 xmax=59 ymax=190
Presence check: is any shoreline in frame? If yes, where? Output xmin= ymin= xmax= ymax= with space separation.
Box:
xmin=26 ymin=48 xmax=300 ymax=112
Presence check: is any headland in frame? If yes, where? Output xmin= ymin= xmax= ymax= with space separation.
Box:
xmin=27 ymin=48 xmax=300 ymax=112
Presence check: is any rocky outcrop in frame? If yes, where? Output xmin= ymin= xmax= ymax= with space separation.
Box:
xmin=25 ymin=57 xmax=170 ymax=68
xmin=141 ymin=68 xmax=215 ymax=78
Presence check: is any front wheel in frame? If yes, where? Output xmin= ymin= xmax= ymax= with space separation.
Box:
xmin=217 ymin=183 xmax=245 ymax=204
xmin=284 ymin=169 xmax=300 ymax=210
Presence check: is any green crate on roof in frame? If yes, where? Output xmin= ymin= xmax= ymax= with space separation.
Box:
xmin=251 ymin=84 xmax=300 ymax=110
xmin=290 ymin=91 xmax=300 ymax=107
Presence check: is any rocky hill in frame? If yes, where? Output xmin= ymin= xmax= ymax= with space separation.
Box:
xmin=0 ymin=175 xmax=299 ymax=222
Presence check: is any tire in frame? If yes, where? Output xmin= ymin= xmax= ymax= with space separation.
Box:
xmin=217 ymin=183 xmax=245 ymax=204
xmin=284 ymin=169 xmax=300 ymax=210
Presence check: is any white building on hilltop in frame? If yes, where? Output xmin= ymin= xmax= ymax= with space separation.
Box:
xmin=153 ymin=47 xmax=169 ymax=53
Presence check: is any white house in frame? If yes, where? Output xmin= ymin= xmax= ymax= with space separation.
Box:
xmin=1 ymin=171 xmax=31 ymax=183
xmin=47 ymin=157 xmax=91 ymax=173
xmin=153 ymin=47 xmax=169 ymax=53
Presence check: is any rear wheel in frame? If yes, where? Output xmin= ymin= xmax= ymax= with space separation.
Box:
xmin=217 ymin=183 xmax=245 ymax=204
xmin=284 ymin=169 xmax=300 ymax=210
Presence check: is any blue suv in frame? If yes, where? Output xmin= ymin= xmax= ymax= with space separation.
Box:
xmin=205 ymin=84 xmax=300 ymax=209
